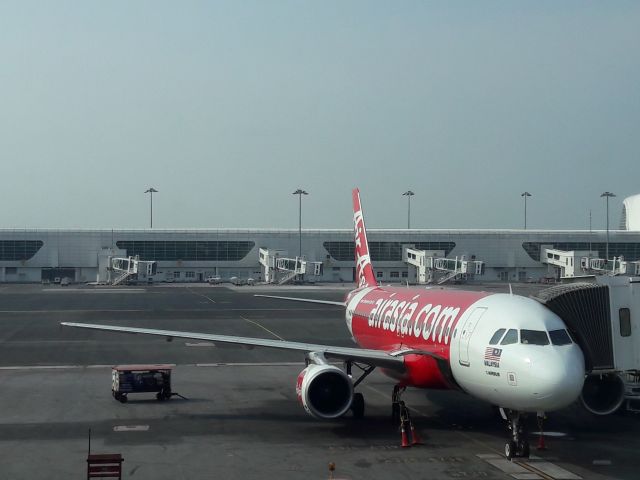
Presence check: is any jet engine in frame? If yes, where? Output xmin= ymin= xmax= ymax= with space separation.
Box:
xmin=580 ymin=373 xmax=626 ymax=415
xmin=296 ymin=363 xmax=353 ymax=419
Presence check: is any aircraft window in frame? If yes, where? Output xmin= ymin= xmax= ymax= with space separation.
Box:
xmin=520 ymin=329 xmax=550 ymax=345
xmin=549 ymin=329 xmax=572 ymax=345
xmin=489 ymin=328 xmax=506 ymax=345
xmin=500 ymin=329 xmax=518 ymax=345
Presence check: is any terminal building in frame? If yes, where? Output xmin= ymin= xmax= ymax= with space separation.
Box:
xmin=1 ymin=194 xmax=640 ymax=285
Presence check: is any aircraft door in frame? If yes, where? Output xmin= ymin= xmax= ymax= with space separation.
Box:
xmin=458 ymin=307 xmax=487 ymax=366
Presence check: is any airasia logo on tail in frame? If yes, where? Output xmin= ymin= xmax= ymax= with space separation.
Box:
xmin=354 ymin=209 xmax=371 ymax=287
xmin=352 ymin=189 xmax=376 ymax=287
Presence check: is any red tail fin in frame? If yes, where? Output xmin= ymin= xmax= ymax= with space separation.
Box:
xmin=352 ymin=189 xmax=378 ymax=288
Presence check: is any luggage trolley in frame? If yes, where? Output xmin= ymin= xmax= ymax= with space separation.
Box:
xmin=111 ymin=364 xmax=174 ymax=403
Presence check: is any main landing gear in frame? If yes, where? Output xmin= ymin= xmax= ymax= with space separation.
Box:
xmin=392 ymin=385 xmax=405 ymax=424
xmin=500 ymin=409 xmax=530 ymax=460
xmin=345 ymin=361 xmax=375 ymax=419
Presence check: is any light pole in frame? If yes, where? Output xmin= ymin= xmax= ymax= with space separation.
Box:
xmin=521 ymin=192 xmax=532 ymax=229
xmin=144 ymin=187 xmax=158 ymax=228
xmin=402 ymin=190 xmax=415 ymax=229
xmin=292 ymin=189 xmax=308 ymax=258
xmin=601 ymin=191 xmax=616 ymax=261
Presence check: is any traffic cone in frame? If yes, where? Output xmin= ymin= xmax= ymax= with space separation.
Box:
xmin=536 ymin=415 xmax=547 ymax=450
xmin=410 ymin=423 xmax=423 ymax=445
xmin=401 ymin=424 xmax=411 ymax=448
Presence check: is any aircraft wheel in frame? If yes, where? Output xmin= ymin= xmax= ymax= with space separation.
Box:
xmin=352 ymin=393 xmax=365 ymax=419
xmin=505 ymin=441 xmax=517 ymax=460
xmin=520 ymin=440 xmax=530 ymax=458
xmin=392 ymin=403 xmax=400 ymax=424
xmin=119 ymin=394 xmax=128 ymax=404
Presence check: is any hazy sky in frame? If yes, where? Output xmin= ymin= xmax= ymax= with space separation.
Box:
xmin=1 ymin=1 xmax=638 ymax=230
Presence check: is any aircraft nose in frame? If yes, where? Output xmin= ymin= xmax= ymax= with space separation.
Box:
xmin=530 ymin=347 xmax=585 ymax=409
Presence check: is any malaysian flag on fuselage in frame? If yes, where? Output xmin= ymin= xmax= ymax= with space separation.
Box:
xmin=484 ymin=347 xmax=502 ymax=362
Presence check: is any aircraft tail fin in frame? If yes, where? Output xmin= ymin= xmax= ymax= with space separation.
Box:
xmin=352 ymin=189 xmax=378 ymax=288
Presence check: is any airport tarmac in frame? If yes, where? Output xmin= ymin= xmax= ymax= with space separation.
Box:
xmin=0 ymin=283 xmax=638 ymax=479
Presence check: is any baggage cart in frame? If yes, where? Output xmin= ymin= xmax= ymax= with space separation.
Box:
xmin=111 ymin=364 xmax=173 ymax=403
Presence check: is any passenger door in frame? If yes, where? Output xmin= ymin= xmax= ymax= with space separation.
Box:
xmin=458 ymin=307 xmax=487 ymax=366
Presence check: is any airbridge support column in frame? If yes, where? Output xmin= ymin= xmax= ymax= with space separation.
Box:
xmin=259 ymin=248 xmax=286 ymax=284
xmin=403 ymin=248 xmax=444 ymax=284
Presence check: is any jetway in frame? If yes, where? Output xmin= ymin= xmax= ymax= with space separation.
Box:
xmin=109 ymin=256 xmax=157 ymax=286
xmin=542 ymin=247 xmax=640 ymax=278
xmin=403 ymin=247 xmax=484 ymax=285
xmin=258 ymin=248 xmax=323 ymax=285
xmin=533 ymin=276 xmax=640 ymax=414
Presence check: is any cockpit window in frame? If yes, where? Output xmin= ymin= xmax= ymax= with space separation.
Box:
xmin=549 ymin=329 xmax=572 ymax=345
xmin=489 ymin=328 xmax=506 ymax=345
xmin=520 ymin=329 xmax=550 ymax=345
xmin=500 ymin=329 xmax=518 ymax=345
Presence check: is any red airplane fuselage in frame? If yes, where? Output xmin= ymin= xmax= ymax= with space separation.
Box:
xmin=346 ymin=286 xmax=490 ymax=389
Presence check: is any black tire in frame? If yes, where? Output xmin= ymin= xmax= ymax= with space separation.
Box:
xmin=505 ymin=441 xmax=517 ymax=460
xmin=352 ymin=393 xmax=365 ymax=419
xmin=392 ymin=402 xmax=400 ymax=424
xmin=520 ymin=440 xmax=530 ymax=458
xmin=119 ymin=394 xmax=128 ymax=404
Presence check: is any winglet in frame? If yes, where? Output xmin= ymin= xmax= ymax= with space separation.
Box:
xmin=352 ymin=189 xmax=378 ymax=288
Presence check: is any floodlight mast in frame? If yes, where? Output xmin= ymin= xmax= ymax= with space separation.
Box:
xmin=292 ymin=189 xmax=308 ymax=258
xmin=402 ymin=190 xmax=415 ymax=229
xmin=600 ymin=191 xmax=616 ymax=261
xmin=145 ymin=188 xmax=158 ymax=228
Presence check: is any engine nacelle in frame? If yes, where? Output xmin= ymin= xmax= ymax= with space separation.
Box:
xmin=296 ymin=364 xmax=353 ymax=419
xmin=580 ymin=373 xmax=626 ymax=415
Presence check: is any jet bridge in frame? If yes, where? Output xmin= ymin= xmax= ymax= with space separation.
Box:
xmin=532 ymin=276 xmax=640 ymax=415
xmin=258 ymin=248 xmax=323 ymax=285
xmin=403 ymin=247 xmax=484 ymax=285
xmin=541 ymin=247 xmax=640 ymax=278
xmin=109 ymin=256 xmax=157 ymax=286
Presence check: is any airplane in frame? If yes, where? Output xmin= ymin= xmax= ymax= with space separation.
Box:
xmin=62 ymin=188 xmax=586 ymax=460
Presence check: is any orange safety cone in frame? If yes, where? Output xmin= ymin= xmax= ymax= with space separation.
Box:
xmin=401 ymin=424 xmax=411 ymax=448
xmin=536 ymin=415 xmax=547 ymax=450
xmin=410 ymin=423 xmax=423 ymax=445
xmin=537 ymin=432 xmax=546 ymax=450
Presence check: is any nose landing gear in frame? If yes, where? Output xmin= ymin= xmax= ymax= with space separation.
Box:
xmin=500 ymin=409 xmax=530 ymax=461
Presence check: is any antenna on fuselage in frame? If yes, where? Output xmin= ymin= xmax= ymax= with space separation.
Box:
xmin=508 ymin=284 xmax=513 ymax=296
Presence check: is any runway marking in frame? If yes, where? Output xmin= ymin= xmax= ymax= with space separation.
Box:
xmin=0 ymin=309 xmax=147 ymax=314
xmin=0 ymin=365 xmax=87 ymax=370
xmin=113 ymin=425 xmax=149 ymax=432
xmin=43 ymin=289 xmax=145 ymax=293
xmin=239 ymin=315 xmax=285 ymax=341
xmin=0 ymin=362 xmax=304 ymax=370
xmin=531 ymin=431 xmax=567 ymax=437
xmin=0 ymin=307 xmax=331 ymax=313
xmin=186 ymin=287 xmax=216 ymax=304
xmin=476 ymin=454 xmax=536 ymax=476
xmin=195 ymin=362 xmax=302 ymax=367
xmin=520 ymin=457 xmax=582 ymax=480
xmin=185 ymin=342 xmax=216 ymax=347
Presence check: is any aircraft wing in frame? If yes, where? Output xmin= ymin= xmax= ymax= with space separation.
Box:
xmin=60 ymin=322 xmax=407 ymax=371
xmin=253 ymin=294 xmax=346 ymax=307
